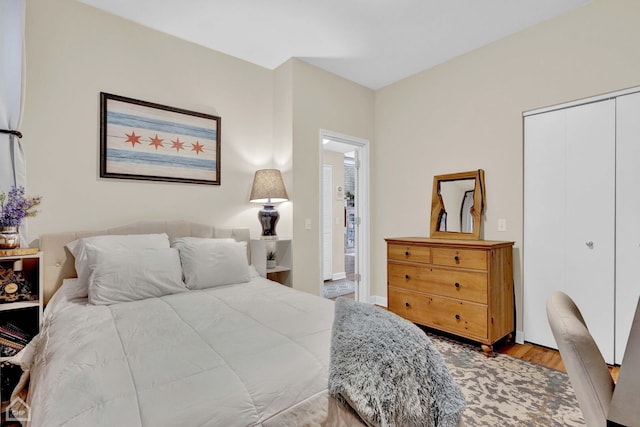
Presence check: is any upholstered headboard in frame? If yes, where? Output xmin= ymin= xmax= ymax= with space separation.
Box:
xmin=39 ymin=220 xmax=251 ymax=305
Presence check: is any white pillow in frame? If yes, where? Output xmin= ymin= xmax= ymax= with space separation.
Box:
xmin=87 ymin=247 xmax=185 ymax=305
xmin=172 ymin=238 xmax=251 ymax=289
xmin=66 ymin=233 xmax=171 ymax=297
xmin=169 ymin=236 xmax=235 ymax=248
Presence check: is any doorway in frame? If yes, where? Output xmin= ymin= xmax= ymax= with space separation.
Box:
xmin=319 ymin=129 xmax=370 ymax=303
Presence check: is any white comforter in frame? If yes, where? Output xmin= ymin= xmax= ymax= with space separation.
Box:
xmin=22 ymin=277 xmax=358 ymax=427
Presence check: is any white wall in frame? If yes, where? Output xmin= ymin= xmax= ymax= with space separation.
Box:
xmin=374 ymin=0 xmax=640 ymax=331
xmin=290 ymin=59 xmax=374 ymax=295
xmin=20 ymin=0 xmax=371 ymax=299
xmin=272 ymin=60 xmax=294 ymax=240
xmin=22 ymin=0 xmax=640 ymax=323
xmin=23 ymin=0 xmax=278 ymax=242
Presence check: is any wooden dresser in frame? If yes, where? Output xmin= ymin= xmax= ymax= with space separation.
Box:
xmin=386 ymin=237 xmax=514 ymax=354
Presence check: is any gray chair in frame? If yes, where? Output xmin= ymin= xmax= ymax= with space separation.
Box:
xmin=546 ymin=291 xmax=615 ymax=427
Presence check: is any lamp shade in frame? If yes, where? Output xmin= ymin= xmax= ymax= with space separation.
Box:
xmin=250 ymin=169 xmax=289 ymax=203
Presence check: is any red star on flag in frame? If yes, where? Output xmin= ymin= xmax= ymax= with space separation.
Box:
xmin=149 ymin=134 xmax=164 ymax=149
xmin=125 ymin=131 xmax=142 ymax=147
xmin=171 ymin=138 xmax=185 ymax=152
xmin=191 ymin=141 xmax=204 ymax=154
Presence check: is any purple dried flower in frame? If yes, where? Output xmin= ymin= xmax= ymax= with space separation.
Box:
xmin=0 ymin=186 xmax=42 ymax=228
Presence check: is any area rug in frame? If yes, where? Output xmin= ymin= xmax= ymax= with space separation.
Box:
xmin=323 ymin=280 xmax=356 ymax=299
xmin=426 ymin=332 xmax=585 ymax=426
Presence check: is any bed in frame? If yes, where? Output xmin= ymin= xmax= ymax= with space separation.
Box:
xmin=10 ymin=220 xmax=464 ymax=427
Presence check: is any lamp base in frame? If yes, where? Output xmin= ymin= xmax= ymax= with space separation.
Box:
xmin=258 ymin=204 xmax=280 ymax=239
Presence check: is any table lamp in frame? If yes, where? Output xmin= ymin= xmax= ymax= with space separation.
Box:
xmin=250 ymin=169 xmax=288 ymax=239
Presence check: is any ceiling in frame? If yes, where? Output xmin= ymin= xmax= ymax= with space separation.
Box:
xmin=323 ymin=138 xmax=356 ymax=156
xmin=77 ymin=0 xmax=590 ymax=89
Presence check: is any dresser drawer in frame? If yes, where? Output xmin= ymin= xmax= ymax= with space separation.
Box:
xmin=388 ymin=244 xmax=430 ymax=263
xmin=431 ymin=247 xmax=487 ymax=270
xmin=388 ymin=288 xmax=488 ymax=339
xmin=388 ymin=263 xmax=487 ymax=303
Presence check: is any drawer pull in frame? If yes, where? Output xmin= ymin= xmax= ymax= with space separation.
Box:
xmin=454 ymin=282 xmax=460 ymax=289
xmin=404 ymin=274 xmax=410 ymax=280
xmin=405 ymin=250 xmax=410 ymax=256
xmin=454 ymin=255 xmax=460 ymax=262
xmin=455 ymin=314 xmax=461 ymax=320
xmin=405 ymin=302 xmax=410 ymax=308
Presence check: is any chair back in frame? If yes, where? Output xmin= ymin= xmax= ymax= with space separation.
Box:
xmin=546 ymin=291 xmax=615 ymax=427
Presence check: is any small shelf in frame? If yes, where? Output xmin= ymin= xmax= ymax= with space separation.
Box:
xmin=0 ymin=248 xmax=38 ymax=258
xmin=0 ymin=301 xmax=40 ymax=311
xmin=251 ymin=239 xmax=292 ymax=286
xmin=267 ymin=265 xmax=291 ymax=274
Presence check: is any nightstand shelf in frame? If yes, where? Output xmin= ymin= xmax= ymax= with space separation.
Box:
xmin=266 ymin=265 xmax=291 ymax=274
xmin=251 ymin=239 xmax=292 ymax=286
xmin=0 ymin=301 xmax=40 ymax=311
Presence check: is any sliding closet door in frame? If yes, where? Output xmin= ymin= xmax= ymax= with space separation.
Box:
xmin=524 ymin=100 xmax=616 ymax=363
xmin=565 ymin=100 xmax=616 ymax=364
xmin=615 ymin=92 xmax=640 ymax=363
xmin=524 ymin=108 xmax=567 ymax=349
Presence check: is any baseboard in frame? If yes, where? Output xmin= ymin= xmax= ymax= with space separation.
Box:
xmin=515 ymin=330 xmax=525 ymax=344
xmin=369 ymin=295 xmax=387 ymax=307
xmin=332 ymin=272 xmax=347 ymax=281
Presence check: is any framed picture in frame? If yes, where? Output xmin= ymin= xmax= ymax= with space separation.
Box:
xmin=100 ymin=92 xmax=221 ymax=185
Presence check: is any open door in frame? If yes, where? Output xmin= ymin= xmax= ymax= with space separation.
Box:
xmin=320 ymin=130 xmax=369 ymax=303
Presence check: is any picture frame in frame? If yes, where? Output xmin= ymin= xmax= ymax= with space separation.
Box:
xmin=100 ymin=92 xmax=221 ymax=185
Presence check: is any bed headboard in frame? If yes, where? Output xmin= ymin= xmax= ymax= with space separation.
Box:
xmin=39 ymin=220 xmax=251 ymax=305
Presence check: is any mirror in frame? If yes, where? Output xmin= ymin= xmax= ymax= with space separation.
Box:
xmin=430 ymin=169 xmax=486 ymax=240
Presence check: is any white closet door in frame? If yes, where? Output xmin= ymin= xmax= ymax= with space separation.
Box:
xmin=615 ymin=92 xmax=640 ymax=363
xmin=524 ymin=100 xmax=616 ymax=363
xmin=565 ymin=100 xmax=616 ymax=364
xmin=524 ymin=109 xmax=567 ymax=349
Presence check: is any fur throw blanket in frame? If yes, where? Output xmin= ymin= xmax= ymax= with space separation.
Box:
xmin=329 ymin=298 xmax=465 ymax=427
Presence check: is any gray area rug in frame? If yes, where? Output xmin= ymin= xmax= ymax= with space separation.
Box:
xmin=426 ymin=331 xmax=585 ymax=426
xmin=323 ymin=280 xmax=355 ymax=299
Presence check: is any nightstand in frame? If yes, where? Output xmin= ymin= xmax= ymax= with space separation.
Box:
xmin=250 ymin=239 xmax=292 ymax=286
xmin=0 ymin=250 xmax=43 ymax=409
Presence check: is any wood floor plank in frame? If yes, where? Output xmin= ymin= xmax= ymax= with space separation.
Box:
xmin=496 ymin=341 xmax=619 ymax=382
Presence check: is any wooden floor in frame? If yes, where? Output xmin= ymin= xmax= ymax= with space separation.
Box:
xmin=497 ymin=340 xmax=620 ymax=382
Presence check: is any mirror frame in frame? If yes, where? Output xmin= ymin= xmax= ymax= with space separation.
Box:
xmin=430 ymin=169 xmax=486 ymax=240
